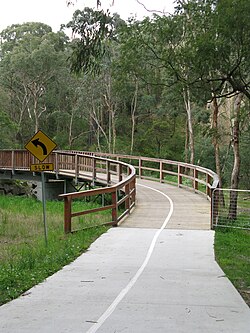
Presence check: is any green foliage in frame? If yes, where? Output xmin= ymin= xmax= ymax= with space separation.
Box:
xmin=174 ymin=0 xmax=250 ymax=99
xmin=0 ymin=23 xmax=70 ymax=145
xmin=0 ymin=109 xmax=16 ymax=148
xmin=65 ymin=7 xmax=120 ymax=75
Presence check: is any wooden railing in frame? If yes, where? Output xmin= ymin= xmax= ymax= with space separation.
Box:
xmin=0 ymin=150 xmax=136 ymax=233
xmin=0 ymin=150 xmax=219 ymax=230
xmin=73 ymin=152 xmax=220 ymax=200
xmin=58 ymin=155 xmax=136 ymax=233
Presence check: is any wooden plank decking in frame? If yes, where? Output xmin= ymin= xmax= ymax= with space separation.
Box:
xmin=121 ymin=178 xmax=211 ymax=230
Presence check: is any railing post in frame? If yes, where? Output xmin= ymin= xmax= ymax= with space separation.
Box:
xmin=194 ymin=168 xmax=198 ymax=191
xmin=125 ymin=183 xmax=130 ymax=212
xmin=178 ymin=164 xmax=182 ymax=187
xmin=160 ymin=161 xmax=163 ymax=183
xmin=64 ymin=196 xmax=72 ymax=234
xmin=55 ymin=152 xmax=59 ymax=179
xmin=206 ymin=174 xmax=211 ymax=198
xmin=92 ymin=158 xmax=96 ymax=186
xmin=139 ymin=157 xmax=142 ymax=178
xmin=111 ymin=190 xmax=118 ymax=226
xmin=118 ymin=163 xmax=122 ymax=182
xmin=75 ymin=154 xmax=79 ymax=184
xmin=106 ymin=160 xmax=111 ymax=185
xmin=11 ymin=150 xmax=15 ymax=175
xmin=132 ymin=176 xmax=136 ymax=204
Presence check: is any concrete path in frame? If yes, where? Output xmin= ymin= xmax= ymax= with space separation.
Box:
xmin=0 ymin=179 xmax=249 ymax=333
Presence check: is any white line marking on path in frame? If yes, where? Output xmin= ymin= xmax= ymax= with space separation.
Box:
xmin=86 ymin=183 xmax=174 ymax=333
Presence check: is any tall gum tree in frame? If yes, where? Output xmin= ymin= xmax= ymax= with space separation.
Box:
xmin=176 ymin=0 xmax=250 ymax=221
xmin=0 ymin=23 xmax=69 ymax=142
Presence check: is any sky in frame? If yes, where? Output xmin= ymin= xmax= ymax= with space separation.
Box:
xmin=0 ymin=0 xmax=175 ymax=33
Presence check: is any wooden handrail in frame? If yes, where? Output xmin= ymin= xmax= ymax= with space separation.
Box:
xmin=0 ymin=149 xmax=220 ymax=231
xmin=66 ymin=151 xmax=220 ymax=199
xmin=0 ymin=150 xmax=136 ymax=233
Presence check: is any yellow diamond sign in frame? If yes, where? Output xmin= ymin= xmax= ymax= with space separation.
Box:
xmin=25 ymin=130 xmax=57 ymax=162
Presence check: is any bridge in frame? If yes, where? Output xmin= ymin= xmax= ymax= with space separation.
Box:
xmin=0 ymin=149 xmax=219 ymax=231
xmin=0 ymin=150 xmax=250 ymax=332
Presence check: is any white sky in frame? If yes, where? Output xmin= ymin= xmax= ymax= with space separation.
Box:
xmin=0 ymin=0 xmax=175 ymax=32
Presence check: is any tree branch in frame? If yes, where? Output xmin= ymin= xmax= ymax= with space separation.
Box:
xmin=136 ymin=0 xmax=171 ymax=15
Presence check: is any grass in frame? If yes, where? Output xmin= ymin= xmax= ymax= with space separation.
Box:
xmin=0 ymin=195 xmax=109 ymax=305
xmin=214 ymin=227 xmax=250 ymax=307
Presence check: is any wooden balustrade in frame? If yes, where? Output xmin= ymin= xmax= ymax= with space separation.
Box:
xmin=0 ymin=150 xmax=136 ymax=233
xmin=0 ymin=149 xmax=219 ymax=231
xmin=72 ymin=151 xmax=220 ymax=200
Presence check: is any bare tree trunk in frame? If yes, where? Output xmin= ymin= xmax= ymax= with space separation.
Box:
xmin=28 ymin=82 xmax=46 ymax=133
xmin=211 ymin=95 xmax=225 ymax=210
xmin=183 ymin=87 xmax=194 ymax=164
xmin=96 ymin=126 xmax=101 ymax=151
xmin=211 ymin=96 xmax=222 ymax=187
xmin=228 ymin=92 xmax=243 ymax=220
xmin=108 ymin=104 xmax=112 ymax=153
xmin=130 ymin=79 xmax=139 ymax=155
xmin=33 ymin=97 xmax=39 ymax=133
xmin=89 ymin=92 xmax=109 ymax=151
xmin=90 ymin=106 xmax=109 ymax=150
xmin=68 ymin=110 xmax=74 ymax=149
xmin=111 ymin=106 xmax=116 ymax=154
xmin=185 ymin=119 xmax=189 ymax=164
xmin=103 ymin=75 xmax=116 ymax=154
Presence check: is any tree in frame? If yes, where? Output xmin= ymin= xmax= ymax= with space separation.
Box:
xmin=228 ymin=92 xmax=244 ymax=219
xmin=0 ymin=23 xmax=69 ymax=143
xmin=173 ymin=0 xmax=250 ymax=99
xmin=64 ymin=7 xmax=120 ymax=75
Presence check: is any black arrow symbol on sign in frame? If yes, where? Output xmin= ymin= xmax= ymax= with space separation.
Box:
xmin=32 ymin=138 xmax=47 ymax=155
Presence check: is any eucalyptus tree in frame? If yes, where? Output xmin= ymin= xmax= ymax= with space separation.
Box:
xmin=115 ymin=13 xmax=199 ymax=162
xmin=174 ymin=0 xmax=250 ymax=219
xmin=0 ymin=22 xmax=69 ymax=143
xmin=65 ymin=7 xmax=120 ymax=75
xmin=64 ymin=7 xmax=125 ymax=153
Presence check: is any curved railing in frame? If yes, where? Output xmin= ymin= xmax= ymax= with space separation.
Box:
xmin=74 ymin=151 xmax=220 ymax=199
xmin=0 ymin=150 xmax=136 ymax=232
xmin=0 ymin=149 xmax=219 ymax=230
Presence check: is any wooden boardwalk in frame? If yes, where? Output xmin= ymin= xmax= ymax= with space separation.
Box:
xmin=122 ymin=178 xmax=211 ymax=230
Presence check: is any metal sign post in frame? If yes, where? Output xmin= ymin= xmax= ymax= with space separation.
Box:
xmin=25 ymin=130 xmax=57 ymax=247
xmin=41 ymin=172 xmax=48 ymax=246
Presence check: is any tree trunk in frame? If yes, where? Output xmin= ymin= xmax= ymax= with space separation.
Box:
xmin=211 ymin=96 xmax=222 ymax=187
xmin=111 ymin=106 xmax=116 ymax=154
xmin=68 ymin=110 xmax=74 ymax=149
xmin=228 ymin=92 xmax=243 ymax=220
xmin=33 ymin=96 xmax=39 ymax=133
xmin=183 ymin=87 xmax=194 ymax=165
xmin=130 ymin=79 xmax=139 ymax=155
xmin=103 ymin=76 xmax=116 ymax=154
xmin=184 ymin=119 xmax=189 ymax=164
